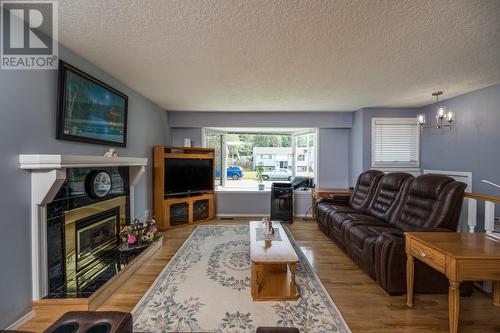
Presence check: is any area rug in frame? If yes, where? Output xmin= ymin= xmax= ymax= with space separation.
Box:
xmin=132 ymin=224 xmax=351 ymax=333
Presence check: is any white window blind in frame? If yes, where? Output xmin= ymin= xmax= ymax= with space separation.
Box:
xmin=372 ymin=118 xmax=419 ymax=167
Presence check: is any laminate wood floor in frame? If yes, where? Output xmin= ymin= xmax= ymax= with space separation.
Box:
xmin=22 ymin=219 xmax=500 ymax=332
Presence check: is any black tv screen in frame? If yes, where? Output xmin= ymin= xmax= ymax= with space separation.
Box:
xmin=164 ymin=158 xmax=213 ymax=196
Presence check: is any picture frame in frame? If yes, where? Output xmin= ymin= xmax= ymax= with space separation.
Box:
xmin=56 ymin=60 xmax=128 ymax=147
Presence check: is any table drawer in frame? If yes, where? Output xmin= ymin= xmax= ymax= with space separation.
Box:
xmin=409 ymin=240 xmax=446 ymax=272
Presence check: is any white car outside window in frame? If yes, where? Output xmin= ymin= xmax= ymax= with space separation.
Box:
xmin=262 ymin=169 xmax=292 ymax=180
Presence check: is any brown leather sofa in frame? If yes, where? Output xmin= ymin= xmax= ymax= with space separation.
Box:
xmin=1 ymin=311 xmax=300 ymax=333
xmin=44 ymin=311 xmax=132 ymax=333
xmin=316 ymin=170 xmax=468 ymax=295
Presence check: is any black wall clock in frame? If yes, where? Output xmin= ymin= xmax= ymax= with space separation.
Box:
xmin=85 ymin=170 xmax=112 ymax=198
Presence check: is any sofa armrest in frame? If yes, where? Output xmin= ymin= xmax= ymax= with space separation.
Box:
xmin=374 ymin=232 xmax=407 ymax=294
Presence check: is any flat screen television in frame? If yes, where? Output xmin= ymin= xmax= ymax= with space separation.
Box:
xmin=164 ymin=158 xmax=213 ymax=197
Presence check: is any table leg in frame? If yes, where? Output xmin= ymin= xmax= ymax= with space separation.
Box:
xmin=256 ymin=264 xmax=262 ymax=292
xmin=493 ymin=281 xmax=500 ymax=307
xmin=251 ymin=263 xmax=262 ymax=297
xmin=251 ymin=263 xmax=257 ymax=297
xmin=406 ymin=254 xmax=414 ymax=307
xmin=449 ymin=280 xmax=460 ymax=333
xmin=290 ymin=263 xmax=297 ymax=297
xmin=312 ymin=195 xmax=316 ymax=219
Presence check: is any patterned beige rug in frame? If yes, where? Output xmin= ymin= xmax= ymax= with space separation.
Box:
xmin=132 ymin=224 xmax=351 ymax=333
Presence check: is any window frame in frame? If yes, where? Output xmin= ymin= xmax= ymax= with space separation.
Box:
xmin=371 ymin=117 xmax=420 ymax=168
xmin=292 ymin=129 xmax=318 ymax=181
xmin=203 ymin=127 xmax=318 ymax=191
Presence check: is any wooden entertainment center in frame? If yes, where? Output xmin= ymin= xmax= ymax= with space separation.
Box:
xmin=153 ymin=146 xmax=216 ymax=230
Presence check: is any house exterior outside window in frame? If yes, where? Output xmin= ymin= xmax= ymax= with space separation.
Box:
xmin=253 ymin=147 xmax=293 ymax=170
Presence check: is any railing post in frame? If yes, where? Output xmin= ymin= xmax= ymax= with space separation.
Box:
xmin=467 ymin=198 xmax=477 ymax=233
xmin=485 ymin=200 xmax=495 ymax=233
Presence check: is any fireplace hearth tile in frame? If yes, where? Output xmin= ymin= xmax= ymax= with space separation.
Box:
xmin=44 ymin=246 xmax=145 ymax=299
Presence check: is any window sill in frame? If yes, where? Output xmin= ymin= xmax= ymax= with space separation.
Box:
xmin=371 ymin=167 xmax=422 ymax=175
xmin=216 ymin=187 xmax=271 ymax=193
xmin=215 ymin=187 xmax=312 ymax=194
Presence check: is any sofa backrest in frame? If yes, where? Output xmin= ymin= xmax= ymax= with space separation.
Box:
xmin=389 ymin=174 xmax=466 ymax=231
xmin=349 ymin=170 xmax=384 ymax=211
xmin=365 ymin=172 xmax=414 ymax=223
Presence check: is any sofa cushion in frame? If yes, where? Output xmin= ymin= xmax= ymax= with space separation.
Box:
xmin=328 ymin=212 xmax=385 ymax=246
xmin=366 ymin=172 xmax=413 ymax=222
xmin=348 ymin=224 xmax=400 ymax=249
xmin=329 ymin=212 xmax=382 ymax=232
xmin=348 ymin=170 xmax=384 ymax=211
xmin=321 ymin=209 xmax=363 ymax=249
xmin=316 ymin=202 xmax=349 ymax=221
xmin=340 ymin=216 xmax=388 ymax=243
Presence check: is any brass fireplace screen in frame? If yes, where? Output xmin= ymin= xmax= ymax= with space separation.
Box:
xmin=64 ymin=196 xmax=126 ymax=293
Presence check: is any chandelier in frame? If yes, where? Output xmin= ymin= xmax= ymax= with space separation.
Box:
xmin=417 ymin=91 xmax=454 ymax=129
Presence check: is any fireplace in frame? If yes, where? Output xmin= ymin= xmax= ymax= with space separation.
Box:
xmin=20 ymin=154 xmax=148 ymax=301
xmin=64 ymin=196 xmax=126 ymax=294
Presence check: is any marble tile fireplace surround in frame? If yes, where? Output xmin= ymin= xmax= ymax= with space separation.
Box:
xmin=19 ymin=154 xmax=148 ymax=301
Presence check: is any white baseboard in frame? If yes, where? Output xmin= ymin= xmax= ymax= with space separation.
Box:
xmin=217 ymin=214 xmax=266 ymax=218
xmin=6 ymin=309 xmax=34 ymax=330
xmin=216 ymin=214 xmax=307 ymax=218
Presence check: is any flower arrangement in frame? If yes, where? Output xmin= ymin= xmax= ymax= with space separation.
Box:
xmin=120 ymin=212 xmax=161 ymax=248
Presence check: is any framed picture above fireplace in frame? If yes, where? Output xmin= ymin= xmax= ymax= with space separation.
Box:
xmin=57 ymin=60 xmax=128 ymax=147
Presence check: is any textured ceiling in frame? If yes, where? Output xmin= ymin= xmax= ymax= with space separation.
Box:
xmin=57 ymin=0 xmax=500 ymax=111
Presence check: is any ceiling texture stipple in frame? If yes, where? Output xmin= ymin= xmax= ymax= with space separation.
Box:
xmin=57 ymin=0 xmax=500 ymax=111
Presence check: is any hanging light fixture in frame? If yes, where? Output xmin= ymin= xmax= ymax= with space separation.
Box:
xmin=417 ymin=91 xmax=454 ymax=129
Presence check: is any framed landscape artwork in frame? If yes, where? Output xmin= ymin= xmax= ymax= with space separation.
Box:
xmin=57 ymin=60 xmax=128 ymax=147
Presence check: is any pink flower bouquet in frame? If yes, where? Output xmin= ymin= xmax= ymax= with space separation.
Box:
xmin=120 ymin=214 xmax=161 ymax=248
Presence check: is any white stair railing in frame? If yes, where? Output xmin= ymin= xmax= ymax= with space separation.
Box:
xmin=465 ymin=192 xmax=499 ymax=237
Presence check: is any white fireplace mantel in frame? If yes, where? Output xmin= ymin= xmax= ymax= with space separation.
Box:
xmin=19 ymin=154 xmax=148 ymax=300
xmin=19 ymin=154 xmax=148 ymax=170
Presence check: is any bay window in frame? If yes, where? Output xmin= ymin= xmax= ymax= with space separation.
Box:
xmin=203 ymin=128 xmax=317 ymax=190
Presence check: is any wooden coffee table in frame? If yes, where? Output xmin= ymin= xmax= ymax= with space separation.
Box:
xmin=249 ymin=221 xmax=299 ymax=301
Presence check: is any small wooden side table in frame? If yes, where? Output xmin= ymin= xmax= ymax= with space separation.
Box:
xmin=311 ymin=188 xmax=351 ymax=218
xmin=405 ymin=232 xmax=500 ymax=333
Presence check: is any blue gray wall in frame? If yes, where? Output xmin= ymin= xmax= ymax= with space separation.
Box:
xmin=349 ymin=109 xmax=363 ymax=186
xmin=168 ymin=111 xmax=352 ymax=190
xmin=0 ymin=44 xmax=168 ymax=327
xmin=421 ymin=83 xmax=500 ymax=196
xmin=361 ymin=108 xmax=421 ymax=171
xmin=168 ymin=111 xmax=352 ymax=128
xmin=168 ymin=111 xmax=352 ymax=216
xmin=348 ymin=107 xmax=421 ymax=186
xmin=171 ymin=127 xmax=203 ymax=147
xmin=317 ymin=128 xmax=350 ymax=188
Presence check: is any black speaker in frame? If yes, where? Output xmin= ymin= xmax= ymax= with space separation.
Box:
xmin=270 ymin=182 xmax=293 ymax=223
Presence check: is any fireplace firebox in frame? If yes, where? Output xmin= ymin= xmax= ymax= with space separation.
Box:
xmin=64 ymin=196 xmax=126 ymax=293
xmin=76 ymin=208 xmax=119 ymax=271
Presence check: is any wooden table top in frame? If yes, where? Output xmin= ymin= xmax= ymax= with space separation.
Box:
xmin=405 ymin=232 xmax=500 ymax=259
xmin=313 ymin=188 xmax=352 ymax=197
xmin=249 ymin=221 xmax=298 ymax=264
